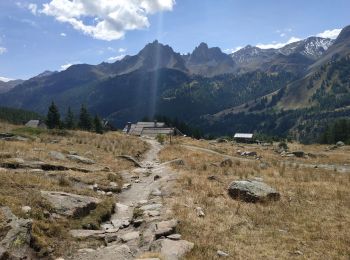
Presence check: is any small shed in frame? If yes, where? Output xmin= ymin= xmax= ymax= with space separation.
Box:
xmin=234 ymin=133 xmax=254 ymax=143
xmin=123 ymin=121 xmax=182 ymax=137
xmin=25 ymin=120 xmax=47 ymax=129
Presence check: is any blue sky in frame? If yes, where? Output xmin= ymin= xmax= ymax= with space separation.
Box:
xmin=0 ymin=0 xmax=349 ymax=80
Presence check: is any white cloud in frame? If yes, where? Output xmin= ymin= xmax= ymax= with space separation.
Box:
xmin=256 ymin=37 xmax=301 ymax=49
xmin=317 ymin=28 xmax=341 ymax=39
xmin=60 ymin=32 xmax=66 ymax=37
xmin=0 ymin=47 xmax=7 ymax=54
xmin=118 ymin=48 xmax=127 ymax=53
xmin=280 ymin=33 xmax=286 ymax=37
xmin=28 ymin=3 xmax=38 ymax=15
xmin=60 ymin=62 xmax=80 ymax=71
xmin=224 ymin=46 xmax=243 ymax=54
xmin=0 ymin=76 xmax=13 ymax=82
xmin=40 ymin=0 xmax=175 ymax=41
xmin=107 ymin=54 xmax=126 ymax=62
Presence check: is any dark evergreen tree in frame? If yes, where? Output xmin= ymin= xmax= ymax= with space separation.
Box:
xmin=64 ymin=107 xmax=75 ymax=129
xmin=46 ymin=101 xmax=61 ymax=129
xmin=93 ymin=115 xmax=103 ymax=134
xmin=78 ymin=105 xmax=92 ymax=131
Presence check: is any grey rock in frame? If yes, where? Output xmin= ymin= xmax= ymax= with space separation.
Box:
xmin=155 ymin=219 xmax=178 ymax=238
xmin=292 ymin=151 xmax=305 ymax=158
xmin=67 ymin=154 xmax=95 ymax=164
xmin=150 ymin=239 xmax=194 ymax=260
xmin=0 ymin=207 xmax=32 ymax=258
xmin=336 ymin=141 xmax=345 ymax=147
xmin=69 ymin=229 xmax=107 ymax=239
xmin=21 ymin=206 xmax=31 ymax=214
xmin=144 ymin=210 xmax=160 ymax=217
xmin=41 ymin=191 xmax=101 ymax=218
xmin=217 ymin=250 xmax=229 ymax=257
xmin=122 ymin=183 xmax=132 ymax=190
xmin=167 ymin=234 xmax=182 ymax=240
xmin=120 ymin=231 xmax=140 ymax=243
xmin=72 ymin=244 xmax=132 ymax=260
xmin=228 ymin=180 xmax=280 ymax=203
xmin=117 ymin=155 xmax=142 ymax=167
xmin=151 ymin=188 xmax=162 ymax=196
xmin=195 ymin=207 xmax=205 ymax=217
xmin=49 ymin=151 xmax=66 ymax=160
xmin=241 ymin=151 xmax=257 ymax=157
xmin=220 ymin=158 xmax=233 ymax=167
xmin=140 ymin=204 xmax=162 ymax=211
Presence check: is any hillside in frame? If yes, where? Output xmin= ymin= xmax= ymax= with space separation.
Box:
xmin=0 ymin=106 xmax=41 ymax=125
xmin=0 ymin=25 xmax=349 ymax=141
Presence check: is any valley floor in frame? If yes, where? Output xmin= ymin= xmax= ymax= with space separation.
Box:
xmin=0 ymin=123 xmax=349 ymax=259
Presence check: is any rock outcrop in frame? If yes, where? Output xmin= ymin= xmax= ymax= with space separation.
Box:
xmin=41 ymin=191 xmax=101 ymax=218
xmin=228 ymin=180 xmax=280 ymax=203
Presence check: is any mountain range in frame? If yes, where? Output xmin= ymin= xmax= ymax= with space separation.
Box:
xmin=1 ymin=25 xmax=350 ymax=142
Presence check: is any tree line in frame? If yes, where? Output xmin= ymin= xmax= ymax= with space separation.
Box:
xmin=320 ymin=119 xmax=350 ymax=145
xmin=46 ymin=102 xmax=104 ymax=134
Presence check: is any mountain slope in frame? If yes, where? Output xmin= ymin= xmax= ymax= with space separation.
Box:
xmin=0 ymin=79 xmax=24 ymax=94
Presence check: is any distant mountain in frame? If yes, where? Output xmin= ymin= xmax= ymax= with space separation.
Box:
xmin=0 ymin=79 xmax=24 ymax=94
xmin=1 ymin=24 xmax=350 ymax=143
xmin=310 ymin=25 xmax=350 ymax=70
xmin=185 ymin=42 xmax=235 ymax=76
xmin=231 ymin=36 xmax=334 ymax=75
xmin=98 ymin=40 xmax=188 ymax=76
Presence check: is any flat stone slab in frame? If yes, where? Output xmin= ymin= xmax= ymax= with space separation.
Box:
xmin=72 ymin=244 xmax=132 ymax=260
xmin=49 ymin=151 xmax=66 ymax=160
xmin=67 ymin=155 xmax=95 ymax=164
xmin=140 ymin=204 xmax=162 ymax=211
xmin=228 ymin=180 xmax=280 ymax=203
xmin=151 ymin=239 xmax=194 ymax=260
xmin=41 ymin=191 xmax=101 ymax=218
xmin=120 ymin=231 xmax=140 ymax=243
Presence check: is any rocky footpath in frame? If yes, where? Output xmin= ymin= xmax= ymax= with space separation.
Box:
xmin=68 ymin=138 xmax=193 ymax=260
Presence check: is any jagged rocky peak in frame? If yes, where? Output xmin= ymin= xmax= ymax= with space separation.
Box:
xmin=189 ymin=42 xmax=231 ymax=64
xmin=279 ymin=37 xmax=334 ymax=59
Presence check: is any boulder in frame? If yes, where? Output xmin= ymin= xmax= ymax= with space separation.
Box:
xmin=49 ymin=151 xmax=66 ymax=161
xmin=292 ymin=151 xmax=305 ymax=158
xmin=67 ymin=155 xmax=95 ymax=164
xmin=336 ymin=141 xmax=345 ymax=147
xmin=41 ymin=191 xmax=101 ymax=218
xmin=241 ymin=151 xmax=257 ymax=157
xmin=0 ymin=207 xmax=32 ymax=258
xmin=228 ymin=180 xmax=280 ymax=203
xmin=150 ymin=239 xmax=194 ymax=260
xmin=220 ymin=158 xmax=233 ymax=167
xmin=155 ymin=219 xmax=178 ymax=238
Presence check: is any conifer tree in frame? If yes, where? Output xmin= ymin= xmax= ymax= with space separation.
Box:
xmin=65 ymin=107 xmax=75 ymax=129
xmin=46 ymin=101 xmax=61 ymax=129
xmin=93 ymin=115 xmax=103 ymax=134
xmin=78 ymin=105 xmax=92 ymax=131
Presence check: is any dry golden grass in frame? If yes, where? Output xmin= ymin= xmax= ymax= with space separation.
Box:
xmin=0 ymin=122 xmax=149 ymax=257
xmin=159 ymin=139 xmax=350 ymax=260
xmin=183 ymin=137 xmax=350 ymax=165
